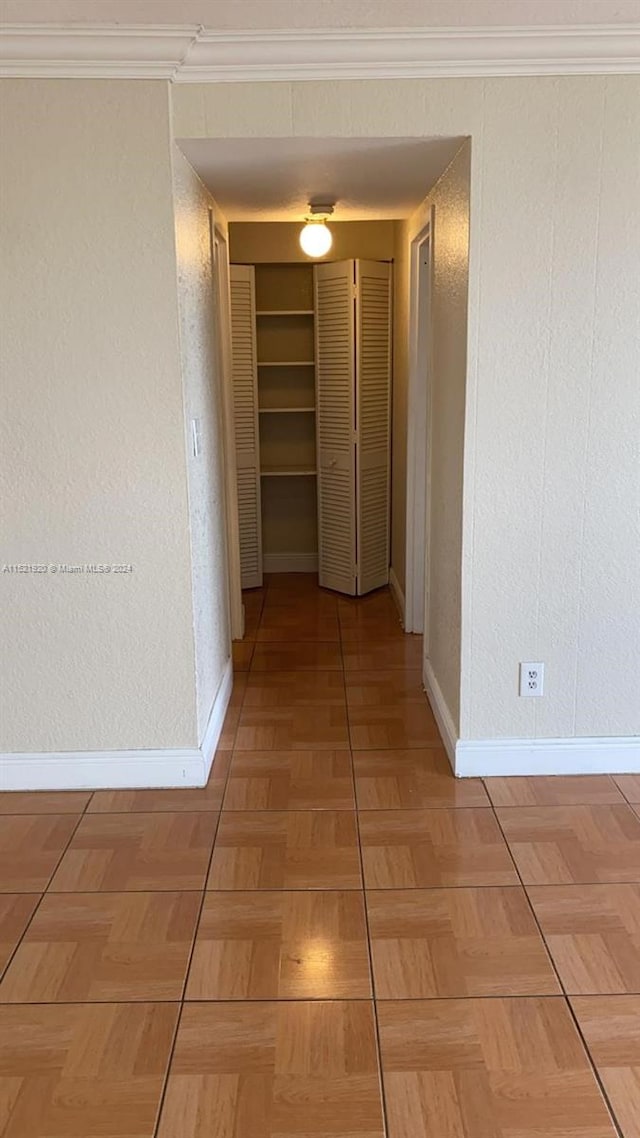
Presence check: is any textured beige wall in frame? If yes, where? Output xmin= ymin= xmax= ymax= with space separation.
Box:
xmin=0 ymin=79 xmax=197 ymax=752
xmin=392 ymin=142 xmax=471 ymax=732
xmin=4 ymin=1 xmax=637 ymax=26
xmin=174 ymin=75 xmax=640 ymax=743
xmin=171 ymin=148 xmax=231 ymax=742
xmin=229 ymin=220 xmax=395 ymax=264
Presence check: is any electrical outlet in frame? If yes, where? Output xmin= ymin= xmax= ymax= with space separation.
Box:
xmin=519 ymin=662 xmax=544 ymax=698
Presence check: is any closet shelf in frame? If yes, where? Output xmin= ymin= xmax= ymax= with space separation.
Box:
xmin=256 ymin=309 xmax=314 ymax=316
xmin=261 ymin=466 xmax=317 ymax=477
xmin=259 ymin=406 xmax=315 ymax=414
xmin=257 ymin=360 xmax=315 ymax=367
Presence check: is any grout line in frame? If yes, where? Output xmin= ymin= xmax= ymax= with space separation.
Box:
xmin=490 ymin=799 xmax=625 ymax=1138
xmin=11 ymin=877 xmax=639 ymax=896
xmin=153 ymin=693 xmax=240 ymax=1138
xmin=338 ymin=593 xmax=391 ymax=1138
xmin=0 ymin=793 xmax=94 ymax=982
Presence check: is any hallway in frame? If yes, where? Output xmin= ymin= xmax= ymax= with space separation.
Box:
xmin=0 ymin=576 xmax=639 ymax=1136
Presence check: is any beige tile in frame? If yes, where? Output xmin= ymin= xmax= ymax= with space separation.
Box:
xmin=345 ymin=669 xmax=427 ymax=705
xmin=367 ymin=887 xmax=559 ymax=998
xmin=349 ymin=702 xmax=442 ymax=749
xmin=250 ymin=641 xmax=343 ymax=671
xmin=360 ymin=809 xmax=518 ymax=888
xmin=243 ymin=670 xmax=346 ymax=707
xmin=208 ymin=811 xmax=362 ymax=890
xmin=232 ymin=639 xmax=255 ymax=671
xmin=571 ymin=995 xmax=640 ymax=1138
xmin=0 ymin=892 xmax=201 ymax=1003
xmin=485 ymin=775 xmax=624 ymax=808
xmin=343 ymin=637 xmax=423 ymax=671
xmin=157 ymin=1001 xmax=385 ymax=1138
xmin=527 ymin=884 xmax=640 ymax=993
xmin=377 ymin=998 xmax=617 ymax=1138
xmin=224 ymin=751 xmax=355 ymax=811
xmin=0 ymin=895 xmax=40 ymax=977
xmin=0 ymin=792 xmax=90 ymax=815
xmin=498 ymin=804 xmax=640 ymax=884
xmin=615 ymin=775 xmax=640 ymax=804
xmin=0 ymin=816 xmax=77 ymax=893
xmin=353 ymin=749 xmax=488 ymax=809
xmin=49 ymin=812 xmax=217 ymax=892
xmin=236 ymin=705 xmax=350 ymax=750
xmin=186 ymin=890 xmax=371 ymax=999
xmin=0 ymin=1002 xmax=178 ymax=1137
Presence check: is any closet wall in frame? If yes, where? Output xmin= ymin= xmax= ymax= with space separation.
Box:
xmin=229 ymin=220 xmax=395 ymax=265
xmin=229 ymin=220 xmax=395 ymax=580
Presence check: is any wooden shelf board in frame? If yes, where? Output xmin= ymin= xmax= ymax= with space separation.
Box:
xmin=257 ymin=360 xmax=315 ymax=368
xmin=259 ymin=406 xmax=315 ymax=414
xmin=261 ymin=467 xmax=317 ymax=477
xmin=256 ymin=310 xmax=314 ymax=317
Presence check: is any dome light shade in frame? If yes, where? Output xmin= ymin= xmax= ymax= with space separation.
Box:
xmin=299 ymin=219 xmax=332 ymax=258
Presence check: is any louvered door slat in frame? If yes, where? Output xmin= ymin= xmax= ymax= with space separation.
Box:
xmin=356 ymin=260 xmax=392 ymax=595
xmin=314 ymin=260 xmax=356 ymax=595
xmin=230 ymin=264 xmax=262 ymax=589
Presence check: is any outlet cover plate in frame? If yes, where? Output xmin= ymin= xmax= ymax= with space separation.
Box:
xmin=519 ymin=661 xmax=544 ymax=697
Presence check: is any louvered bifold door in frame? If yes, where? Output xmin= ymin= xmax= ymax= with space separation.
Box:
xmin=355 ymin=260 xmax=392 ymax=595
xmin=314 ymin=260 xmax=357 ymax=595
xmin=230 ymin=264 xmax=262 ymax=589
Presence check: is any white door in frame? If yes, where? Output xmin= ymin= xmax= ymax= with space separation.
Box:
xmin=314 ymin=260 xmax=357 ymax=595
xmin=229 ymin=264 xmax=262 ymax=589
xmin=355 ymin=259 xmax=392 ymax=595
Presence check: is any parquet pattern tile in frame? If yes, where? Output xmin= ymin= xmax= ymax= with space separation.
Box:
xmin=223 ymin=750 xmax=355 ymax=810
xmin=0 ymin=891 xmax=201 ymax=1002
xmin=156 ymin=1001 xmax=385 ymax=1138
xmin=0 ymin=791 xmax=91 ymax=815
xmin=377 ymin=997 xmax=618 ymax=1137
xmin=0 ymin=815 xmax=78 ymax=893
xmin=186 ymin=890 xmax=371 ymax=999
xmin=616 ymin=776 xmax=640 ymax=804
xmin=572 ymin=996 xmax=640 ymax=1138
xmin=0 ymin=896 xmax=39 ymax=978
xmin=486 ymin=775 xmax=625 ymax=808
xmin=235 ymin=705 xmax=350 ymax=749
xmin=497 ymin=804 xmax=640 ymax=884
xmin=359 ymin=808 xmax=518 ymax=888
xmin=208 ymin=811 xmax=362 ymax=890
xmin=367 ymin=887 xmax=559 ymax=998
xmin=353 ymin=748 xmax=489 ymax=809
xmin=527 ymin=884 xmax=640 ymax=993
xmin=49 ymin=812 xmax=217 ymax=892
xmin=2 ymin=579 xmax=637 ymax=1138
xmin=0 ymin=1002 xmax=178 ymax=1137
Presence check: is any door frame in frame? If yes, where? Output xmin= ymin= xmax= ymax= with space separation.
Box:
xmin=404 ymin=215 xmax=433 ymax=639
xmin=210 ymin=216 xmax=244 ymax=640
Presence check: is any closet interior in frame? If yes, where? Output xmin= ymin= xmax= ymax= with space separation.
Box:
xmin=229 ymin=224 xmax=393 ymax=598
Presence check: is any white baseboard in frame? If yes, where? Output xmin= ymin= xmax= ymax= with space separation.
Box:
xmin=456 ymin=735 xmax=640 ymax=777
xmin=199 ymin=656 xmax=234 ymax=780
xmin=263 ymin=552 xmax=318 ymax=573
xmin=388 ymin=567 xmax=406 ymax=626
xmin=422 ymin=658 xmax=457 ymax=770
xmin=0 ymin=657 xmax=234 ymax=792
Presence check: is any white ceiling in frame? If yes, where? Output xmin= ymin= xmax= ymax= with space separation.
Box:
xmin=178 ymin=136 xmax=464 ymax=221
xmin=2 ymin=0 xmax=638 ymax=28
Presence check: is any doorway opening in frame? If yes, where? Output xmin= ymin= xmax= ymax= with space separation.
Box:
xmin=177 ymin=135 xmax=468 ymax=660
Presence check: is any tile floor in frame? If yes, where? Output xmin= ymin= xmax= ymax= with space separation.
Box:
xmin=1 ymin=575 xmax=639 ymax=1137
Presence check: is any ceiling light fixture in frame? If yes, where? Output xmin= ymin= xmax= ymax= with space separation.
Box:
xmin=299 ymin=203 xmax=334 ymax=258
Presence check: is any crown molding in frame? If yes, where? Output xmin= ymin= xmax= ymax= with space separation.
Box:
xmin=0 ymin=22 xmax=199 ymax=78
xmin=0 ymin=22 xmax=639 ymax=81
xmin=179 ymin=24 xmax=640 ymax=82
